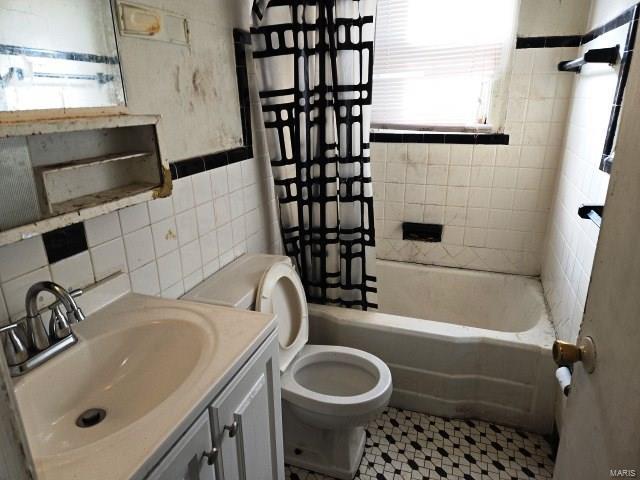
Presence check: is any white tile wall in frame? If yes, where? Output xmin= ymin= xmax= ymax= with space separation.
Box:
xmin=172 ymin=177 xmax=195 ymax=214
xmin=90 ymin=238 xmax=127 ymax=281
xmin=157 ymin=250 xmax=183 ymax=291
xmin=118 ymin=203 xmax=150 ymax=235
xmin=130 ymin=261 xmax=160 ymax=296
xmin=148 ymin=196 xmax=174 ymax=224
xmin=372 ymin=42 xmax=585 ymax=275
xmin=0 ymin=158 xmax=281 ymax=325
xmin=192 ymin=172 xmax=213 ymax=205
xmin=176 ymin=208 xmax=198 ymax=246
xmin=124 ymin=226 xmax=156 ymax=271
xmin=50 ymin=252 xmax=94 ymax=291
xmin=0 ymin=237 xmax=48 ymax=283
xmin=541 ymin=23 xmax=628 ymax=342
xmin=180 ymin=239 xmax=203 ymax=277
xmin=151 ymin=218 xmax=179 ymax=257
xmin=84 ymin=212 xmax=121 ymax=247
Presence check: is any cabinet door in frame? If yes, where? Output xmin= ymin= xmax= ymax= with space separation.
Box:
xmin=210 ymin=336 xmax=283 ymax=480
xmin=147 ymin=411 xmax=217 ymax=480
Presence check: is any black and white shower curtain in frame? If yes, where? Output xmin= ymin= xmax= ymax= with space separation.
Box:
xmin=251 ymin=0 xmax=378 ymax=310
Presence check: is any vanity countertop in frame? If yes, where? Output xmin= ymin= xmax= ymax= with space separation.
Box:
xmin=13 ymin=293 xmax=276 ymax=480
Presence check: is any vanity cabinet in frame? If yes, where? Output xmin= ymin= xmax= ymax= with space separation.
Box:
xmin=147 ymin=412 xmax=216 ymax=480
xmin=147 ymin=331 xmax=284 ymax=480
xmin=210 ymin=348 xmax=278 ymax=479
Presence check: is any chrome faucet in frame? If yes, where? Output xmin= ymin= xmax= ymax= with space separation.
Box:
xmin=25 ymin=282 xmax=85 ymax=350
xmin=0 ymin=281 xmax=85 ymax=377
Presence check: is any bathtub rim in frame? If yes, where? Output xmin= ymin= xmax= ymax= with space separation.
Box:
xmin=375 ymin=258 xmax=543 ymax=281
xmin=308 ymin=302 xmax=556 ymax=352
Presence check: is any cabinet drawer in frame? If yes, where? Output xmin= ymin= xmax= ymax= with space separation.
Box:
xmin=147 ymin=411 xmax=216 ymax=480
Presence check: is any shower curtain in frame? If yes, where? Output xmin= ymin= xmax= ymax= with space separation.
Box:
xmin=251 ymin=0 xmax=378 ymax=310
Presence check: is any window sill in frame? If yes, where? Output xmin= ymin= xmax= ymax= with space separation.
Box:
xmin=370 ymin=129 xmax=509 ymax=145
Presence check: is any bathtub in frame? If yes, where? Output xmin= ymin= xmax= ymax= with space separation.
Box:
xmin=309 ymin=260 xmax=557 ymax=434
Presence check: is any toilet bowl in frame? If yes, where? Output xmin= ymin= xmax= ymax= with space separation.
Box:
xmin=282 ymin=345 xmax=391 ymax=429
xmin=184 ymin=254 xmax=392 ymax=479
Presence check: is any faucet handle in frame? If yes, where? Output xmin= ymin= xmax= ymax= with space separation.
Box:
xmin=1 ymin=321 xmax=29 ymax=366
xmin=69 ymin=290 xmax=86 ymax=324
xmin=48 ymin=304 xmax=72 ymax=340
xmin=0 ymin=321 xmax=24 ymax=334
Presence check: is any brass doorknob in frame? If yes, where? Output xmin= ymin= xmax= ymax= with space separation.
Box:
xmin=552 ymin=336 xmax=597 ymax=373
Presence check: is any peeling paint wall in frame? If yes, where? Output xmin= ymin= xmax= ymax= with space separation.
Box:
xmin=116 ymin=0 xmax=252 ymax=162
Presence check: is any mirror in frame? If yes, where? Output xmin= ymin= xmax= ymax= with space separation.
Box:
xmin=0 ymin=0 xmax=125 ymax=112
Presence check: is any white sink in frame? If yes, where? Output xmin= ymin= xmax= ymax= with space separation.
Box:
xmin=16 ymin=311 xmax=209 ymax=455
xmin=14 ymin=294 xmax=275 ymax=480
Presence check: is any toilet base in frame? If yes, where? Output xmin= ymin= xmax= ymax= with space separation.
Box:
xmin=282 ymin=403 xmax=365 ymax=480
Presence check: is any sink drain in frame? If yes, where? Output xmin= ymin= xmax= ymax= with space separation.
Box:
xmin=76 ymin=408 xmax=107 ymax=428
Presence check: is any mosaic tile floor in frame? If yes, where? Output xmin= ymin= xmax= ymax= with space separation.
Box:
xmin=285 ymin=407 xmax=555 ymax=480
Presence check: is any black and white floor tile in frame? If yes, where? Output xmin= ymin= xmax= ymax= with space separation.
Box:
xmin=285 ymin=407 xmax=554 ymax=480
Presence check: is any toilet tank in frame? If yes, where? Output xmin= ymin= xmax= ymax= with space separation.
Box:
xmin=184 ymin=253 xmax=292 ymax=309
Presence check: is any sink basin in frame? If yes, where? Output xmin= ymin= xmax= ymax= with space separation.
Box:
xmin=11 ymin=294 xmax=273 ymax=480
xmin=15 ymin=310 xmax=208 ymax=457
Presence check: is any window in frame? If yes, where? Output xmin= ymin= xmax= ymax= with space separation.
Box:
xmin=372 ymin=0 xmax=517 ymax=131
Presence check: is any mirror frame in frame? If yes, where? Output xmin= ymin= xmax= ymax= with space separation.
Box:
xmin=0 ymin=0 xmax=127 ymax=123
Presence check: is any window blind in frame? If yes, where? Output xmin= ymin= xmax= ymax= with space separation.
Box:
xmin=372 ymin=0 xmax=517 ymax=129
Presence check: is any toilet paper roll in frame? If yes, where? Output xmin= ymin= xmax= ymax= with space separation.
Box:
xmin=555 ymin=366 xmax=572 ymax=396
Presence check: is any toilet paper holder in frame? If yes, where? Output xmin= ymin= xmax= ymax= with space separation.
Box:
xmin=552 ymin=336 xmax=597 ymax=373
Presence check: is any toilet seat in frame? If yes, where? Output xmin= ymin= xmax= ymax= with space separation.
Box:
xmin=256 ymin=261 xmax=309 ymax=372
xmin=255 ymin=261 xmax=392 ymax=419
xmin=281 ymin=345 xmax=392 ymax=417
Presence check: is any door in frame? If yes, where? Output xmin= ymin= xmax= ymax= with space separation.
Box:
xmin=209 ymin=334 xmax=284 ymax=480
xmin=552 ymin=43 xmax=640 ymax=479
xmin=147 ymin=411 xmax=217 ymax=480
xmin=215 ymin=373 xmax=274 ymax=480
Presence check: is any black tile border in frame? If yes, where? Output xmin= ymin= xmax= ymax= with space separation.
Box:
xmin=370 ymin=131 xmax=509 ymax=145
xmin=600 ymin=4 xmax=640 ymax=173
xmin=582 ymin=4 xmax=637 ymax=45
xmin=516 ymin=4 xmax=640 ymax=50
xmin=170 ymin=29 xmax=254 ymax=180
xmin=496 ymin=3 xmax=640 ymax=173
xmin=515 ymin=4 xmax=640 ymax=174
xmin=516 ymin=35 xmax=582 ymax=49
xmin=42 ymin=223 xmax=88 ymax=264
xmin=170 ymin=147 xmax=253 ymax=181
xmin=233 ymin=29 xmax=253 ymax=157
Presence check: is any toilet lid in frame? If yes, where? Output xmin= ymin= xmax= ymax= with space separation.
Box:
xmin=256 ymin=261 xmax=308 ymax=372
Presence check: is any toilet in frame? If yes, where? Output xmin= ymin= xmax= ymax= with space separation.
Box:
xmin=184 ymin=254 xmax=392 ymax=479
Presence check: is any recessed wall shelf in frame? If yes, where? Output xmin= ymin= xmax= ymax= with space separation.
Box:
xmin=402 ymin=222 xmax=443 ymax=242
xmin=558 ymin=46 xmax=619 ymax=73
xmin=38 ymin=151 xmax=158 ymax=215
xmin=0 ymin=114 xmax=171 ymax=247
xmin=578 ymin=205 xmax=604 ymax=228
